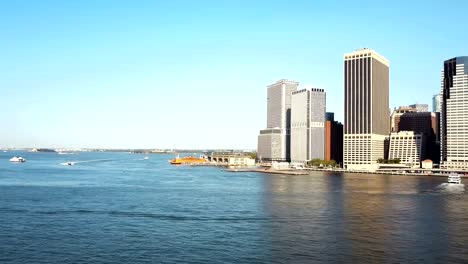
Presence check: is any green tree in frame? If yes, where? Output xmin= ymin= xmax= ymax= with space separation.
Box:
xmin=247 ymin=152 xmax=257 ymax=160
xmin=307 ymin=159 xmax=337 ymax=168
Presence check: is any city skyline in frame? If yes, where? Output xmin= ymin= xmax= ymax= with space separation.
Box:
xmin=2 ymin=0 xmax=468 ymax=149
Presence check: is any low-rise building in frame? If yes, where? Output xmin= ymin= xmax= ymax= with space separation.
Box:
xmin=421 ymin=159 xmax=433 ymax=169
xmin=388 ymin=131 xmax=426 ymax=168
xmin=271 ymin=162 xmax=290 ymax=170
xmin=227 ymin=157 xmax=256 ymax=167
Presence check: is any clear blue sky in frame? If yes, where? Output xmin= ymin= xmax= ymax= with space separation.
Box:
xmin=1 ymin=0 xmax=467 ymax=149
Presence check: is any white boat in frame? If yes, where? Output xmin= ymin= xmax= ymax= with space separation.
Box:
xmin=9 ymin=156 xmax=26 ymax=162
xmin=448 ymin=173 xmax=462 ymax=184
xmin=66 ymin=161 xmax=75 ymax=166
xmin=144 ymin=157 xmax=149 ymax=160
xmin=58 ymin=152 xmax=75 ymax=155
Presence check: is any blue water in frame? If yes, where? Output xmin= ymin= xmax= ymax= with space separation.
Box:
xmin=1 ymin=151 xmax=468 ymax=263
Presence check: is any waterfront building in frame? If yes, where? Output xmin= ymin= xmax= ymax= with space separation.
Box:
xmin=257 ymin=79 xmax=299 ymax=162
xmin=290 ymin=88 xmax=326 ymax=163
xmin=399 ymin=111 xmax=440 ymax=163
xmin=388 ymin=131 xmax=425 ymax=168
xmin=209 ymin=151 xmax=254 ymax=164
xmin=343 ymin=48 xmax=390 ymax=171
xmin=440 ymin=57 xmax=468 ymax=169
xmin=432 ymin=93 xmax=441 ymax=112
xmin=325 ymin=112 xmax=343 ymax=165
xmin=227 ymin=157 xmax=256 ymax=167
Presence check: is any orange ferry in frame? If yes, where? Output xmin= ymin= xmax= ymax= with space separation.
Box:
xmin=169 ymin=155 xmax=209 ymax=165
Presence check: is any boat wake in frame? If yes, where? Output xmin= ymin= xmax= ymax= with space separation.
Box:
xmin=436 ymin=183 xmax=465 ymax=194
xmin=60 ymin=162 xmax=75 ymax=166
xmin=60 ymin=159 xmax=114 ymax=166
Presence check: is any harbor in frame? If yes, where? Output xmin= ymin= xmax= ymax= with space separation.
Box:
xmin=2 ymin=151 xmax=467 ymax=263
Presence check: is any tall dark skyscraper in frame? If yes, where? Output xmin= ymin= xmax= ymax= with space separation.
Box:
xmin=325 ymin=112 xmax=343 ymax=165
xmin=441 ymin=56 xmax=468 ymax=169
xmin=343 ymin=48 xmax=390 ymax=170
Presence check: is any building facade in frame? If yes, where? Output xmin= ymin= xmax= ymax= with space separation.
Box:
xmin=399 ymin=112 xmax=439 ymax=139
xmin=399 ymin=111 xmax=440 ymax=163
xmin=290 ymin=88 xmax=326 ymax=163
xmin=388 ymin=131 xmax=425 ymax=168
xmin=409 ymin=104 xmax=429 ymax=113
xmin=343 ymin=48 xmax=390 ymax=170
xmin=325 ymin=112 xmax=343 ymax=165
xmin=390 ymin=106 xmax=418 ymax=132
xmin=440 ymin=57 xmax=468 ymax=169
xmin=432 ymin=93 xmax=441 ymax=113
xmin=257 ymin=80 xmax=299 ymax=162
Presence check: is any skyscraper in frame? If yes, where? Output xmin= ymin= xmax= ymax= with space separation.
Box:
xmin=325 ymin=112 xmax=343 ymax=165
xmin=257 ymin=79 xmax=298 ymax=162
xmin=343 ymin=48 xmax=390 ymax=170
xmin=290 ymin=88 xmax=326 ymax=163
xmin=432 ymin=93 xmax=441 ymax=112
xmin=440 ymin=57 xmax=468 ymax=169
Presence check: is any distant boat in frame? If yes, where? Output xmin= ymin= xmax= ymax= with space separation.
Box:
xmin=9 ymin=156 xmax=26 ymax=163
xmin=144 ymin=157 xmax=149 ymax=160
xmin=58 ymin=152 xmax=75 ymax=155
xmin=60 ymin=161 xmax=75 ymax=166
xmin=448 ymin=173 xmax=462 ymax=185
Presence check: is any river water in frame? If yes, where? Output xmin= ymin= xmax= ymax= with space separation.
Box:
xmin=1 ymin=151 xmax=468 ymax=263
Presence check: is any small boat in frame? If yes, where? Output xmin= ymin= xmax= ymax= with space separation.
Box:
xmin=67 ymin=161 xmax=75 ymax=166
xmin=144 ymin=157 xmax=149 ymax=160
xmin=448 ymin=173 xmax=462 ymax=184
xmin=9 ymin=156 xmax=26 ymax=162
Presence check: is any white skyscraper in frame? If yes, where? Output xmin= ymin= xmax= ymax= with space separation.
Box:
xmin=290 ymin=88 xmax=326 ymax=163
xmin=440 ymin=57 xmax=468 ymax=169
xmin=257 ymin=79 xmax=298 ymax=162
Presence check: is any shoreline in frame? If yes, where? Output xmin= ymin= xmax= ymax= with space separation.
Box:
xmin=225 ymin=167 xmax=308 ymax=175
xmin=224 ymin=166 xmax=468 ymax=178
xmin=167 ymin=160 xmax=468 ymax=178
